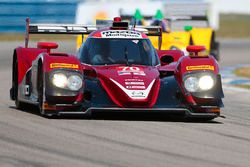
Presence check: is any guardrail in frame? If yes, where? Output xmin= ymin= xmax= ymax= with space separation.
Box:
xmin=0 ymin=1 xmax=78 ymax=32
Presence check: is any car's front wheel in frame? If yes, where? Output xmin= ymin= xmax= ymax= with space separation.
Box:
xmin=38 ymin=64 xmax=45 ymax=116
xmin=37 ymin=64 xmax=55 ymax=117
xmin=13 ymin=59 xmax=26 ymax=110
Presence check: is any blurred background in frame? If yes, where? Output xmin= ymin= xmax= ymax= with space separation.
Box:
xmin=0 ymin=0 xmax=249 ymax=39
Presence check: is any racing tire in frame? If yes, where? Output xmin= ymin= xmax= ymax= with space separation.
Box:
xmin=15 ymin=99 xmax=26 ymax=110
xmin=13 ymin=58 xmax=26 ymax=110
xmin=37 ymin=64 xmax=55 ymax=118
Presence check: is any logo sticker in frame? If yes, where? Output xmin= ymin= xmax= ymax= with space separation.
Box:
xmin=125 ymin=80 xmax=145 ymax=89
xmin=50 ymin=63 xmax=79 ymax=69
xmin=101 ymin=30 xmax=142 ymax=39
xmin=186 ymin=65 xmax=214 ymax=71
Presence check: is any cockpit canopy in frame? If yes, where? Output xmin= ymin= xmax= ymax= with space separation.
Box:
xmin=79 ymin=38 xmax=160 ymax=66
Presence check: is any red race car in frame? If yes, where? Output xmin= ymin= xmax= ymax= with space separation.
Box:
xmin=10 ymin=17 xmax=224 ymax=120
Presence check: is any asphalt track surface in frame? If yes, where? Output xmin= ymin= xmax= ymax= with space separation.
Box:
xmin=0 ymin=40 xmax=250 ymax=167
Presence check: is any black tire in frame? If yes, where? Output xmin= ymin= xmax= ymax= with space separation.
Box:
xmin=37 ymin=63 xmax=56 ymax=117
xmin=15 ymin=99 xmax=26 ymax=110
xmin=37 ymin=64 xmax=46 ymax=116
xmin=13 ymin=58 xmax=26 ymax=110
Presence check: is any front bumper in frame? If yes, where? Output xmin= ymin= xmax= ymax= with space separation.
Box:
xmin=47 ymin=106 xmax=219 ymax=118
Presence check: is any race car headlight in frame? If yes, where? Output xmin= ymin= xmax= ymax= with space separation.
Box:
xmin=52 ymin=73 xmax=68 ymax=88
xmin=199 ymin=75 xmax=214 ymax=91
xmin=67 ymin=75 xmax=82 ymax=91
xmin=184 ymin=76 xmax=199 ymax=92
xmin=184 ymin=73 xmax=215 ymax=92
xmin=51 ymin=72 xmax=82 ymax=91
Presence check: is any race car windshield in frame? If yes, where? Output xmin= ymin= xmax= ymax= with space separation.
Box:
xmin=79 ymin=38 xmax=160 ymax=66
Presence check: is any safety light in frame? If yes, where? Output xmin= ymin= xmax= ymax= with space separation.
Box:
xmin=184 ymin=77 xmax=199 ymax=92
xmin=67 ymin=75 xmax=82 ymax=91
xmin=184 ymin=73 xmax=215 ymax=92
xmin=52 ymin=73 xmax=67 ymax=88
xmin=51 ymin=72 xmax=82 ymax=91
xmin=199 ymin=75 xmax=214 ymax=91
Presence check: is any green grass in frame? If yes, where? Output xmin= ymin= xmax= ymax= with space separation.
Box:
xmin=234 ymin=84 xmax=250 ymax=89
xmin=217 ymin=14 xmax=250 ymax=38
xmin=234 ymin=67 xmax=250 ymax=78
xmin=234 ymin=67 xmax=250 ymax=89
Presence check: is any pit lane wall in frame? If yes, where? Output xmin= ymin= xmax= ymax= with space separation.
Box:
xmin=0 ymin=1 xmax=78 ymax=32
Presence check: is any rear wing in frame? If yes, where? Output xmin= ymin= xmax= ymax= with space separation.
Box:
xmin=120 ymin=14 xmax=153 ymax=21
xmin=166 ymin=15 xmax=208 ymax=21
xmin=95 ymin=19 xmax=162 ymax=37
xmin=166 ymin=15 xmax=209 ymax=31
xmin=25 ymin=18 xmax=97 ymax=48
xmin=25 ymin=18 xmax=162 ymax=49
xmin=134 ymin=25 xmax=162 ymax=49
xmin=134 ymin=25 xmax=162 ymax=36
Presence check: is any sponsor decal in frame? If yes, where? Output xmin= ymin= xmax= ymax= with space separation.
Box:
xmin=125 ymin=80 xmax=145 ymax=89
xmin=110 ymin=78 xmax=155 ymax=100
xmin=101 ymin=30 xmax=142 ymax=39
xmin=117 ymin=66 xmax=145 ymax=76
xmin=50 ymin=63 xmax=79 ymax=69
xmin=125 ymin=82 xmax=145 ymax=85
xmin=126 ymin=86 xmax=146 ymax=89
xmin=131 ymin=91 xmax=144 ymax=97
xmin=125 ymin=78 xmax=143 ymax=82
xmin=186 ymin=65 xmax=214 ymax=71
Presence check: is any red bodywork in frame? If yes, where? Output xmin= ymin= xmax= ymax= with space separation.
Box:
xmin=10 ymin=18 xmax=223 ymax=119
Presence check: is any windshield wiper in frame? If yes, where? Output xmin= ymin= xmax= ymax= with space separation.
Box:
xmin=124 ymin=46 xmax=129 ymax=66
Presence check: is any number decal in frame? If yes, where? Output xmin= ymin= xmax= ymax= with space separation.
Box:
xmin=117 ymin=66 xmax=145 ymax=76
xmin=122 ymin=67 xmax=140 ymax=71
